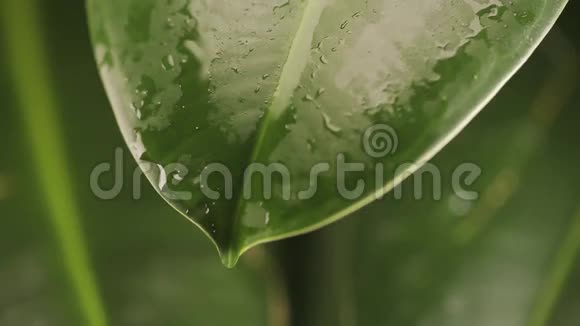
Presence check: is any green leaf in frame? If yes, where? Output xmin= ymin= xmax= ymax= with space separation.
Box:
xmin=87 ymin=0 xmax=568 ymax=266
xmin=276 ymin=31 xmax=580 ymax=326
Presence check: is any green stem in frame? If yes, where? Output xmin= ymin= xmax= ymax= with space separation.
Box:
xmin=1 ymin=0 xmax=108 ymax=325
xmin=529 ymin=208 xmax=580 ymax=326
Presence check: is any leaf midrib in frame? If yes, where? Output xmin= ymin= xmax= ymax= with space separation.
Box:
xmin=224 ymin=0 xmax=330 ymax=267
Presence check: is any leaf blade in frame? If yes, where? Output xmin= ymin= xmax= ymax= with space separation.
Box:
xmin=87 ymin=0 xmax=569 ymax=265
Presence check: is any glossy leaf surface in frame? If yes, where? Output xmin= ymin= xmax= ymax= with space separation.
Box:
xmin=87 ymin=0 xmax=568 ymax=266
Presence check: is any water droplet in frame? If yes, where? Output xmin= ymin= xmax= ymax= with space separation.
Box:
xmin=322 ymin=112 xmax=342 ymax=135
xmin=161 ymin=54 xmax=175 ymax=71
xmin=319 ymin=55 xmax=328 ymax=64
xmin=340 ymin=20 xmax=349 ymax=30
xmin=307 ymin=139 xmax=316 ymax=152
xmin=166 ymin=18 xmax=175 ymax=29
xmin=131 ymin=100 xmax=144 ymax=110
xmin=273 ymin=0 xmax=290 ymax=13
xmin=314 ymin=40 xmax=324 ymax=50
xmin=231 ymin=67 xmax=240 ymax=74
xmin=262 ymin=73 xmax=270 ymax=80
xmin=316 ymin=88 xmax=326 ymax=98
xmin=488 ymin=6 xmax=499 ymax=18
xmin=131 ymin=100 xmax=144 ymax=119
xmin=173 ymin=173 xmax=184 ymax=182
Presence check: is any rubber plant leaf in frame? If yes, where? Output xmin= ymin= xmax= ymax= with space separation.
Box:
xmin=87 ymin=0 xmax=568 ymax=266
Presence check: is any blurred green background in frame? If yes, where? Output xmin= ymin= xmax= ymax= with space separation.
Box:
xmin=1 ymin=0 xmax=580 ymax=325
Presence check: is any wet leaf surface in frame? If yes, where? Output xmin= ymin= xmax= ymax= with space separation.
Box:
xmin=87 ymin=0 xmax=568 ymax=266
